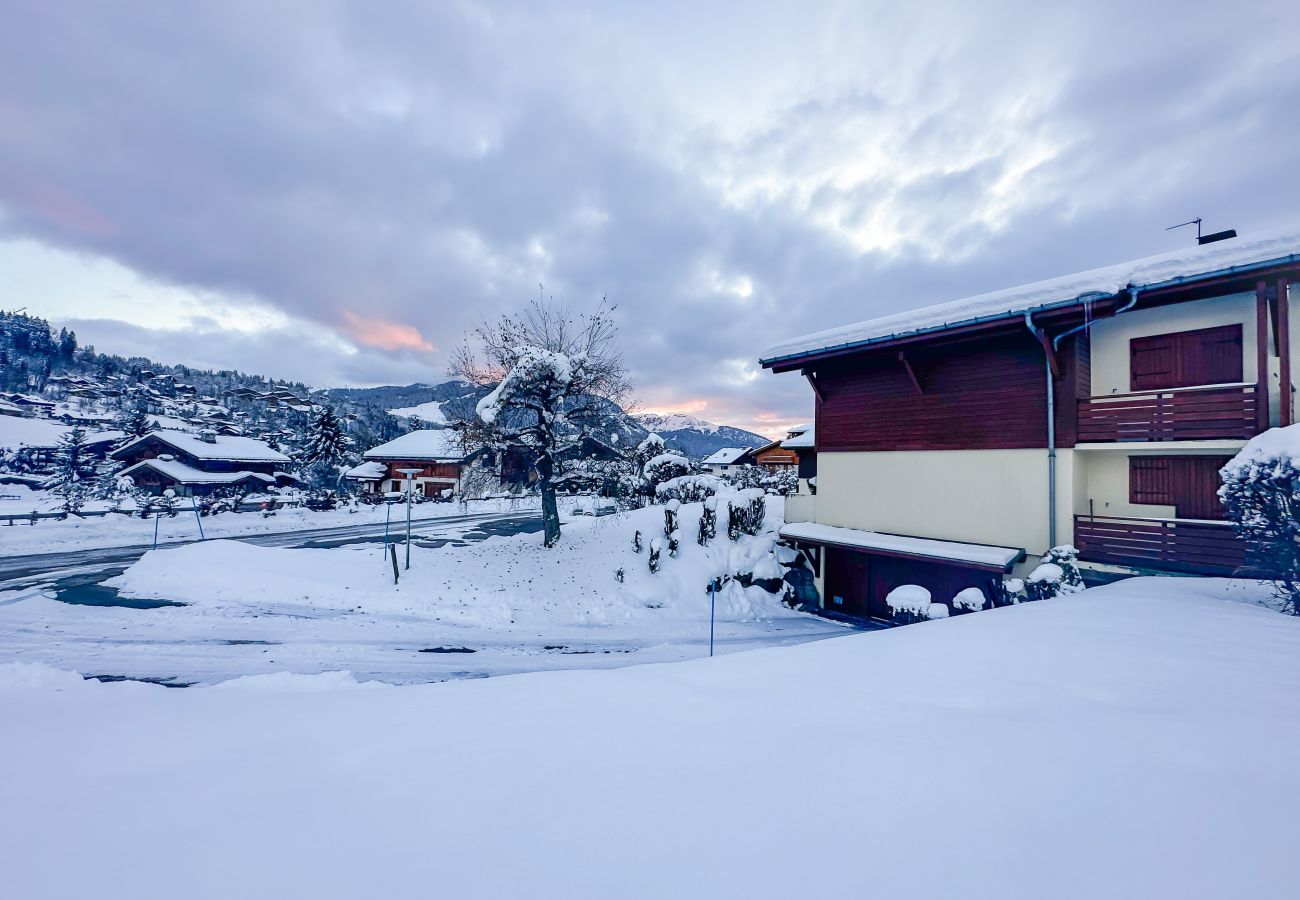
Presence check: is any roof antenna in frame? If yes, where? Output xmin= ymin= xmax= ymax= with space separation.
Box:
xmin=1167 ymin=217 xmax=1237 ymax=245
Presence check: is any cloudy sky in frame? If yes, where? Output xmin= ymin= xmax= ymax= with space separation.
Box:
xmin=2 ymin=1 xmax=1297 ymax=436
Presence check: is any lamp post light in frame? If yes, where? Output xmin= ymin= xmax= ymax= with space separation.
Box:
xmin=396 ymin=468 xmax=422 ymax=570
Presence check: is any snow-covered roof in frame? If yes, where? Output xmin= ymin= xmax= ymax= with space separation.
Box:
xmin=363 ymin=428 xmax=465 ymax=461
xmin=780 ymin=522 xmax=1022 ymax=569
xmin=782 ymin=424 xmax=815 ymax=450
xmin=114 ymin=430 xmax=290 ymax=464
xmin=702 ymin=447 xmax=752 ymax=465
xmin=344 ymin=461 xmax=388 ymax=480
xmin=762 ymin=225 xmax=1300 ymax=364
xmin=119 ymin=458 xmax=276 ymax=486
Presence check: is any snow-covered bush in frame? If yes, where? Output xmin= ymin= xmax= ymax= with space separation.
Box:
xmin=664 ymin=499 xmax=680 ymax=537
xmin=1220 ymin=425 xmax=1300 ymax=612
xmin=727 ymin=489 xmax=766 ymax=540
xmin=655 ymin=474 xmax=723 ymax=504
xmin=643 ymin=453 xmax=691 ymax=493
xmin=632 ymin=530 xmax=643 ymax=553
xmin=886 ymin=584 xmax=932 ymax=625
xmin=926 ymin=603 xmax=950 ymax=620
xmin=1040 ymin=545 xmax=1084 ymax=591
xmin=1025 ymin=562 xmax=1065 ymax=601
xmin=648 ymin=538 xmax=662 ymax=574
xmin=996 ymin=577 xmax=1025 ymax=606
xmin=952 ymin=587 xmax=987 ymax=613
xmin=614 ymin=567 xmax=624 ymax=583
xmin=697 ymin=496 xmax=717 ymax=546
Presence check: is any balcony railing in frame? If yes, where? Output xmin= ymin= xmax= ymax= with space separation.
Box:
xmin=1076 ymin=383 xmax=1258 ymax=443
xmin=1074 ymin=515 xmax=1246 ymax=576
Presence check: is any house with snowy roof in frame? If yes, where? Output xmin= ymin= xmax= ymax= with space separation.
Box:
xmin=761 ymin=225 xmax=1299 ymax=620
xmin=701 ymin=447 xmax=754 ymax=474
xmin=111 ymin=430 xmax=295 ymax=496
xmin=350 ymin=428 xmax=470 ymax=498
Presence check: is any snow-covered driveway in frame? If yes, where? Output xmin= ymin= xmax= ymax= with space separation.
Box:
xmin=1 ymin=577 xmax=1296 ymax=899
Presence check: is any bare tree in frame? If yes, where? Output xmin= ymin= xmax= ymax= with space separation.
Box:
xmin=451 ymin=298 xmax=630 ymax=546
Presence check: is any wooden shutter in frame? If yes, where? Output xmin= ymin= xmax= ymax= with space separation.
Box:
xmin=1130 ymin=325 xmax=1243 ymax=390
xmin=1129 ymin=456 xmax=1231 ymax=519
xmin=1131 ymin=335 xmax=1176 ymax=390
xmin=1129 ymin=457 xmax=1173 ymax=505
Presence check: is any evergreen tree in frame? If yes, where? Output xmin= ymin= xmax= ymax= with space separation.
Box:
xmin=45 ymin=427 xmax=92 ymax=513
xmin=116 ymin=402 xmax=154 ymax=439
xmin=301 ymin=406 xmax=352 ymax=493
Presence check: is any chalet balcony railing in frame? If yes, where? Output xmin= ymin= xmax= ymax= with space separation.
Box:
xmin=1074 ymin=515 xmax=1246 ymax=576
xmin=1076 ymin=383 xmax=1258 ymax=443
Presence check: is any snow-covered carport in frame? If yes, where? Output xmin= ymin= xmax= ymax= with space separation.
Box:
xmin=780 ymin=521 xmax=1024 ymax=620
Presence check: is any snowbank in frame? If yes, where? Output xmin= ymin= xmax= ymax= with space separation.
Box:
xmin=1 ymin=577 xmax=1297 ymax=899
xmin=106 ymin=502 xmax=796 ymax=628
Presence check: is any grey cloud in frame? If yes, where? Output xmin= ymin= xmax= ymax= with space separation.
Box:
xmin=1 ymin=0 xmax=1298 ymax=437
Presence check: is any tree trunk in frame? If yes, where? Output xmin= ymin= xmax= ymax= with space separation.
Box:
xmin=540 ymin=479 xmax=561 ymax=547
xmin=536 ymin=454 xmax=561 ymax=547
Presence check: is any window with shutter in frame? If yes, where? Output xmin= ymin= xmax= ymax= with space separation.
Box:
xmin=1129 ymin=324 xmax=1243 ymax=390
xmin=1129 ymin=457 xmax=1172 ymax=505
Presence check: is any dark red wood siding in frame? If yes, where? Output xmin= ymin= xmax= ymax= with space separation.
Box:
xmin=813 ymin=333 xmax=1059 ymax=451
xmin=1130 ymin=325 xmax=1243 ymax=391
xmin=1128 ymin=455 xmax=1231 ymax=519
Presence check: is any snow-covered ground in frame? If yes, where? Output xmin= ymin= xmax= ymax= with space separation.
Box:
xmin=0 ymin=494 xmax=548 ymax=554
xmin=2 ymin=576 xmax=1296 ymax=899
xmin=0 ymin=502 xmax=844 ymax=684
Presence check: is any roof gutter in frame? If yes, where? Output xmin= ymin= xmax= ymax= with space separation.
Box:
xmin=760 ymin=252 xmax=1300 ymax=369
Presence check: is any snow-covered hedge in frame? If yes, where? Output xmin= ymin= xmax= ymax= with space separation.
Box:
xmin=655 ymin=474 xmax=723 ymax=503
xmin=1221 ymin=425 xmax=1300 ymax=612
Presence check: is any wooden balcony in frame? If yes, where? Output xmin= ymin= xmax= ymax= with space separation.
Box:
xmin=1074 ymin=515 xmax=1246 ymax=576
xmin=1076 ymin=383 xmax=1259 ymax=443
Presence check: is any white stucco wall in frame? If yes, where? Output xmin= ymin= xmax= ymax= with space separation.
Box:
xmin=814 ymin=449 xmax=1076 ymax=559
xmin=1088 ymin=289 xmax=1296 ymax=425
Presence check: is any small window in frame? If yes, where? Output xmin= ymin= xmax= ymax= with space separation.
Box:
xmin=1130 ymin=457 xmax=1173 ymax=505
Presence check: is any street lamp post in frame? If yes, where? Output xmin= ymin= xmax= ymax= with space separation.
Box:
xmin=396 ymin=468 xmax=421 ymax=570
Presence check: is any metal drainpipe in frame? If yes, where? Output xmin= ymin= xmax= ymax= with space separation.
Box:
xmin=1025 ymin=311 xmax=1057 ymax=550
xmin=1027 ymin=286 xmax=1141 ymax=553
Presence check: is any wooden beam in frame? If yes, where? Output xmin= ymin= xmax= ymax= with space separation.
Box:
xmin=1257 ymin=280 xmax=1271 ymax=431
xmin=1280 ymin=278 xmax=1292 ymax=427
xmin=802 ymin=369 xmax=825 ymax=403
xmin=898 ymin=351 xmax=924 ymax=395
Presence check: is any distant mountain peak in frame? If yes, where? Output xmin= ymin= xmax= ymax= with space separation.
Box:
xmin=634 ymin=412 xmax=720 ymax=434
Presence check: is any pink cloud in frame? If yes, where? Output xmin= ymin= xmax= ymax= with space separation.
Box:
xmin=339 ymin=309 xmax=435 ymax=352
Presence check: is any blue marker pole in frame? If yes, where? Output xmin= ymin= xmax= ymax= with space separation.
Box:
xmin=152 ymin=510 xmax=160 ymax=551
xmin=709 ymin=579 xmax=716 ymax=658
xmin=193 ymin=502 xmax=205 ymax=541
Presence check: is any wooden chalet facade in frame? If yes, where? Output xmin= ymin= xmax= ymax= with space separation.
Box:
xmin=111 ymin=430 xmax=294 ymax=496
xmin=761 ymin=227 xmax=1300 ymax=619
xmin=353 ymin=429 xmax=469 ymax=498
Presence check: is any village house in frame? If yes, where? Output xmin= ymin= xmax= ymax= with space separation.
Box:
xmin=111 ymin=430 xmax=295 ymax=496
xmin=701 ymin=447 xmax=754 ymax=474
xmin=349 ymin=428 xmax=470 ymax=498
xmin=761 ymin=227 xmax=1299 ymax=621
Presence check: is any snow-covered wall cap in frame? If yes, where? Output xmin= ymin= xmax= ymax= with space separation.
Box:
xmin=761 ymin=224 xmax=1300 ymax=365
xmin=363 ymin=428 xmax=465 ymax=461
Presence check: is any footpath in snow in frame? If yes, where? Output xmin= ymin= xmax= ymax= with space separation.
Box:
xmin=1 ymin=576 xmax=1296 ymax=899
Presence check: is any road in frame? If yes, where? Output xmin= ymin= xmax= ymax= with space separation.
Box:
xmin=0 ymin=509 xmax=543 ymax=587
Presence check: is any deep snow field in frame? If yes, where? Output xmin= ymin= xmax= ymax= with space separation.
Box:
xmin=0 ymin=502 xmax=845 ymax=684
xmin=2 ymin=576 xmax=1296 ymax=899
